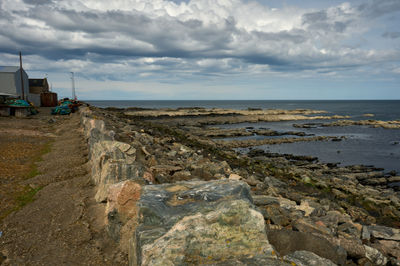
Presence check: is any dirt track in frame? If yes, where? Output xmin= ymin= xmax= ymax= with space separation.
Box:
xmin=0 ymin=109 xmax=126 ymax=265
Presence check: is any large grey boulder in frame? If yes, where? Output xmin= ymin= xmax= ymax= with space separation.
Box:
xmin=267 ymin=229 xmax=347 ymax=265
xmin=130 ymin=180 xmax=278 ymax=265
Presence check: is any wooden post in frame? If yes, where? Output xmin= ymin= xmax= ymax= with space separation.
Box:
xmin=19 ymin=51 xmax=25 ymax=100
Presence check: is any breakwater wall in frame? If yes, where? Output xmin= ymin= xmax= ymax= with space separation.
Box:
xmin=79 ymin=106 xmax=399 ymax=265
xmin=79 ymin=107 xmax=281 ymax=265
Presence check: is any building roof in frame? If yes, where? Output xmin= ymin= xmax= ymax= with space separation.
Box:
xmin=0 ymin=66 xmax=20 ymax=73
xmin=29 ymin=79 xmax=46 ymax=87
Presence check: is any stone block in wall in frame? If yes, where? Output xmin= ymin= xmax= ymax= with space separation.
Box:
xmin=95 ymin=159 xmax=145 ymax=203
xmin=129 ymin=180 xmax=278 ymax=266
xmin=90 ymin=140 xmax=135 ymax=185
xmin=106 ymin=180 xmax=142 ymax=243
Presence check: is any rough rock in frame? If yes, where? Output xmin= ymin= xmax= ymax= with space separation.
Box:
xmin=130 ymin=180 xmax=279 ymax=266
xmin=267 ymin=229 xmax=347 ymax=265
xmin=252 ymin=195 xmax=297 ymax=210
xmin=228 ymin=173 xmax=242 ymax=180
xmin=295 ymin=200 xmax=315 ymax=217
xmin=106 ymin=180 xmax=142 ymax=250
xmin=90 ymin=140 xmax=133 ymax=184
xmin=262 ymin=205 xmax=291 ymax=226
xmin=375 ymin=240 xmax=400 ymax=260
xmin=284 ymin=250 xmax=337 ymax=266
xmin=368 ymin=225 xmax=400 ymax=241
xmin=364 ymin=245 xmax=387 ymax=265
xmin=95 ymin=159 xmax=145 ymax=202
xmin=292 ymin=218 xmax=333 ymax=236
xmin=204 ymin=255 xmax=292 ymax=265
xmin=106 ymin=180 xmax=142 ymax=224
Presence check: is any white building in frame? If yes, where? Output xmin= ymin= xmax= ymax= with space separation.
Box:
xmin=0 ymin=66 xmax=40 ymax=106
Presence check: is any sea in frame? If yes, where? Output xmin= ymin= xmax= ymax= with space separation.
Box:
xmin=86 ymin=100 xmax=400 ymax=173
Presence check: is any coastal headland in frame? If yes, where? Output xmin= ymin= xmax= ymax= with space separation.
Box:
xmin=1 ymin=105 xmax=399 ymax=265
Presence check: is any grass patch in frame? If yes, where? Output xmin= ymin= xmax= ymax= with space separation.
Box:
xmin=16 ymin=186 xmax=43 ymax=209
xmin=27 ymin=167 xmax=41 ymax=179
xmin=25 ymin=141 xmax=53 ymax=179
xmin=0 ymin=186 xmax=43 ymax=222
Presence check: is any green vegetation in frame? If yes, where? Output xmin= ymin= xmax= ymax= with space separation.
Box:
xmin=16 ymin=186 xmax=43 ymax=208
xmin=26 ymin=141 xmax=52 ymax=179
xmin=0 ymin=141 xmax=52 ymax=222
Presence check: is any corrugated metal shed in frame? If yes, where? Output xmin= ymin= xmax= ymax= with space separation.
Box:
xmin=0 ymin=66 xmax=20 ymax=73
xmin=0 ymin=66 xmax=29 ymax=100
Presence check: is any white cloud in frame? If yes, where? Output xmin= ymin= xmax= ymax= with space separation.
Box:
xmin=0 ymin=0 xmax=399 ymax=95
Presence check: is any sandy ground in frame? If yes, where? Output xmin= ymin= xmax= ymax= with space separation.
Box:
xmin=0 ymin=109 xmax=126 ymax=265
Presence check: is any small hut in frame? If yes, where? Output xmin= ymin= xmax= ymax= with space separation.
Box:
xmin=29 ymin=78 xmax=58 ymax=107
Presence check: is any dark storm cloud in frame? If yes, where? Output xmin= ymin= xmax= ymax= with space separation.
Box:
xmin=23 ymin=0 xmax=53 ymax=5
xmin=302 ymin=8 xmax=352 ymax=34
xmin=0 ymin=0 xmax=399 ymax=80
xmin=359 ymin=0 xmax=400 ymax=18
xmin=303 ymin=10 xmax=328 ymax=23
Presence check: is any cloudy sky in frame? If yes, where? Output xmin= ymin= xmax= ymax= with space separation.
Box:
xmin=1 ymin=0 xmax=399 ymax=100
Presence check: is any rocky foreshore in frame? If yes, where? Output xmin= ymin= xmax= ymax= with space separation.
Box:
xmin=293 ymin=120 xmax=400 ymax=129
xmin=80 ymin=106 xmax=400 ymax=265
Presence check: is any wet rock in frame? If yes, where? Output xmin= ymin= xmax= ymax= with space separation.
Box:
xmin=284 ymin=250 xmax=337 ymax=266
xmin=368 ymin=225 xmax=400 ymax=241
xmin=131 ymin=180 xmax=277 ymax=265
xmin=267 ymin=229 xmax=347 ymax=265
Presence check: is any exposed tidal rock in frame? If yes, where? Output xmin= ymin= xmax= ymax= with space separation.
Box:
xmin=294 ymin=119 xmax=400 ymax=129
xmin=283 ymin=250 xmax=337 ymax=266
xmin=368 ymin=225 xmax=400 ymax=241
xmin=266 ymin=229 xmax=347 ymax=265
xmin=130 ymin=180 xmax=278 ymax=266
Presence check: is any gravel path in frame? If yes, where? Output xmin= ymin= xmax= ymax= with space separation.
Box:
xmin=0 ymin=109 xmax=126 ymax=265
